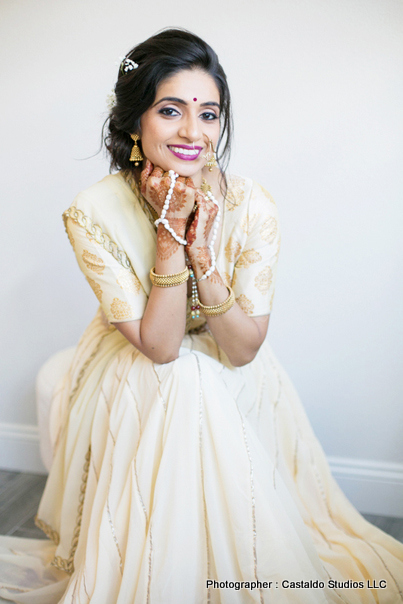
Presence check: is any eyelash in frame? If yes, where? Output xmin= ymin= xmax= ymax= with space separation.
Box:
xmin=158 ymin=107 xmax=219 ymax=121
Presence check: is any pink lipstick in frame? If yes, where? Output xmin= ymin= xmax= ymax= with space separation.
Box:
xmin=168 ymin=144 xmax=203 ymax=161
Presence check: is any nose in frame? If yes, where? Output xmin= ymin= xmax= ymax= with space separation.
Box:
xmin=178 ymin=112 xmax=202 ymax=144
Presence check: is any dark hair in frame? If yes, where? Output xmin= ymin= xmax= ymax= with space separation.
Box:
xmin=103 ymin=28 xmax=233 ymax=184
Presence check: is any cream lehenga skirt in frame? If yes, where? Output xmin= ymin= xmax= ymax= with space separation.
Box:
xmin=0 ymin=308 xmax=402 ymax=603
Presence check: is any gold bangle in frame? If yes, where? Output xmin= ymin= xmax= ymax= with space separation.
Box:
xmin=198 ymin=286 xmax=235 ymax=316
xmin=149 ymin=266 xmax=189 ymax=287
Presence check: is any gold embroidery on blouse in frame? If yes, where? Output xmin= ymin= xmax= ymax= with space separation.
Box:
xmin=116 ymin=268 xmax=141 ymax=294
xmin=34 ymin=515 xmax=60 ymax=544
xmin=236 ymin=294 xmax=254 ymax=315
xmin=86 ymin=277 xmax=103 ymax=302
xmin=260 ymin=217 xmax=278 ymax=244
xmin=63 ymin=208 xmax=134 ymax=272
xmin=236 ymin=249 xmax=262 ymax=269
xmin=225 ymin=175 xmax=245 ymax=211
xmin=82 ymin=249 xmax=105 ymax=274
xmin=259 ymin=185 xmax=275 ymax=203
xmin=254 ymin=266 xmax=273 ymax=294
xmin=222 ymin=271 xmax=231 ymax=287
xmin=240 ymin=213 xmax=259 ymax=235
xmin=86 ymin=231 xmax=95 ymax=243
xmin=111 ymin=297 xmax=134 ymax=320
xmin=224 ymin=237 xmax=242 ymax=263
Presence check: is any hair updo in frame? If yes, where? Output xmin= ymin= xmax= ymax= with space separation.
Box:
xmin=103 ymin=28 xmax=233 ymax=176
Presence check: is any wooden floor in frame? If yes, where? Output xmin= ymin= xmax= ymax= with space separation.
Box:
xmin=0 ymin=469 xmax=402 ymax=543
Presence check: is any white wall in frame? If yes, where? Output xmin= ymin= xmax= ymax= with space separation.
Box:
xmin=1 ymin=0 xmax=402 ymax=514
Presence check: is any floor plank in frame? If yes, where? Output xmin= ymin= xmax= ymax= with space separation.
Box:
xmin=0 ymin=470 xmax=402 ymax=545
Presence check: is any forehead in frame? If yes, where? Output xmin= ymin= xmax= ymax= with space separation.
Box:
xmin=156 ymin=69 xmax=220 ymax=102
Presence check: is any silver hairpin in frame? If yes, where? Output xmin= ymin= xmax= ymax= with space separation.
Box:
xmin=117 ymin=55 xmax=139 ymax=74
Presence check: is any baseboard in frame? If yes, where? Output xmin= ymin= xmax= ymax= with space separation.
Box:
xmin=0 ymin=423 xmax=47 ymax=474
xmin=328 ymin=456 xmax=403 ymax=517
xmin=0 ymin=423 xmax=402 ymax=517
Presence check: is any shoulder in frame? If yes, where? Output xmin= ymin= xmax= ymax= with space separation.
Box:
xmin=67 ymin=172 xmax=135 ymax=217
xmin=225 ymin=173 xmax=278 ymax=218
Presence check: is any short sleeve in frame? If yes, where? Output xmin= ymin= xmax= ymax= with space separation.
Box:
xmin=65 ymin=216 xmax=148 ymax=323
xmin=232 ymin=182 xmax=281 ymax=317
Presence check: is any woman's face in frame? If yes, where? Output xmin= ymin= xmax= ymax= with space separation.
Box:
xmin=140 ymin=69 xmax=221 ymax=185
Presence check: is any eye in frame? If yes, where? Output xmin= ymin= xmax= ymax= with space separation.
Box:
xmin=158 ymin=107 xmax=180 ymax=117
xmin=201 ymin=111 xmax=219 ymax=121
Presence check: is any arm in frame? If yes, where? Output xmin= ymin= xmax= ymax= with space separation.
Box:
xmin=113 ymin=162 xmax=196 ymax=364
xmin=186 ymin=184 xmax=278 ymax=367
xmin=195 ymin=268 xmax=269 ymax=367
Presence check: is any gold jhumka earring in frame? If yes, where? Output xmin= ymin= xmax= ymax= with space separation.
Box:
xmin=203 ymin=139 xmax=218 ymax=171
xmin=129 ymin=134 xmax=144 ymax=166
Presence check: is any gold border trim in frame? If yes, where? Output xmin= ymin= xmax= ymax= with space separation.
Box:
xmin=36 ymin=445 xmax=92 ymax=576
xmin=34 ymin=515 xmax=60 ymax=544
xmin=63 ymin=206 xmax=133 ymax=272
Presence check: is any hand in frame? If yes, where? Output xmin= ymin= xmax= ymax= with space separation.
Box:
xmin=185 ymin=192 xmax=218 ymax=264
xmin=140 ymin=159 xmax=198 ymax=220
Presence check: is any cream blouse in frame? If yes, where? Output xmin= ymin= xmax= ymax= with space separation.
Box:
xmin=63 ymin=172 xmax=281 ymax=332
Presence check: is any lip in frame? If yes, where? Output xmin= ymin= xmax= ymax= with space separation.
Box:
xmin=170 ymin=144 xmax=203 ymax=150
xmin=168 ymin=145 xmax=203 ymax=161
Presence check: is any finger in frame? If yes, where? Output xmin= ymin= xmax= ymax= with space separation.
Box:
xmin=185 ymin=176 xmax=196 ymax=189
xmin=150 ymin=166 xmax=164 ymax=179
xmin=195 ymin=190 xmax=205 ymax=204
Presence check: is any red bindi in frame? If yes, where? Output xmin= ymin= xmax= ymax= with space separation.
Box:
xmin=193 ymin=98 xmax=197 ymax=101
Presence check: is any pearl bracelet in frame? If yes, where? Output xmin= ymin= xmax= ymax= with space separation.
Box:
xmin=154 ymin=170 xmax=187 ymax=246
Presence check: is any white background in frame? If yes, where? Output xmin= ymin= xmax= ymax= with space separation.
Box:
xmin=0 ymin=0 xmax=402 ymax=494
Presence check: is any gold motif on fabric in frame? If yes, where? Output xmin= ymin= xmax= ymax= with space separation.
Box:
xmin=82 ymin=249 xmax=105 ymax=274
xmin=255 ymin=266 xmax=273 ymax=294
xmin=236 ymin=294 xmax=254 ymax=315
xmin=110 ymin=297 xmax=135 ymax=320
xmin=224 ymin=237 xmax=242 ymax=263
xmin=236 ymin=249 xmax=262 ymax=269
xmin=222 ymin=271 xmax=231 ymax=287
xmin=116 ymin=268 xmax=141 ymax=294
xmin=86 ymin=277 xmax=103 ymax=302
xmin=240 ymin=213 xmax=259 ymax=235
xmin=259 ymin=185 xmax=275 ymax=203
xmin=260 ymin=217 xmax=278 ymax=244
xmin=225 ymin=175 xmax=245 ymax=211
xmin=63 ymin=208 xmax=134 ymax=272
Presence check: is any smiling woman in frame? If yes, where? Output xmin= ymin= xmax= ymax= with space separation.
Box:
xmin=140 ymin=70 xmax=221 ymax=180
xmin=0 ymin=27 xmax=402 ymax=604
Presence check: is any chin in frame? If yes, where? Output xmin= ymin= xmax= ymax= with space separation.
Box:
xmin=164 ymin=160 xmax=204 ymax=179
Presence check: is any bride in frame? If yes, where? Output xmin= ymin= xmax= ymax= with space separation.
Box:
xmin=0 ymin=28 xmax=402 ymax=604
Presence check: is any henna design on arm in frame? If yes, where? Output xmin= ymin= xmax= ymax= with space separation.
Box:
xmin=156 ymin=219 xmax=188 ymax=261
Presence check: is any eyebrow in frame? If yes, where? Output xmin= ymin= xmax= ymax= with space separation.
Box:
xmin=152 ymin=96 xmax=220 ymax=109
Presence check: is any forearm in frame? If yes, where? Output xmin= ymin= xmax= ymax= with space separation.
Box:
xmin=114 ymin=224 xmax=188 ymax=364
xmin=196 ymin=269 xmax=268 ymax=367
xmin=139 ymin=224 xmax=188 ymax=362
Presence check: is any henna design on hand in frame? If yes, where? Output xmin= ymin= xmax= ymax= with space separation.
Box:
xmin=141 ymin=161 xmax=196 ymax=219
xmin=185 ymin=191 xmax=219 ymax=256
xmin=156 ymin=219 xmax=187 ymax=260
